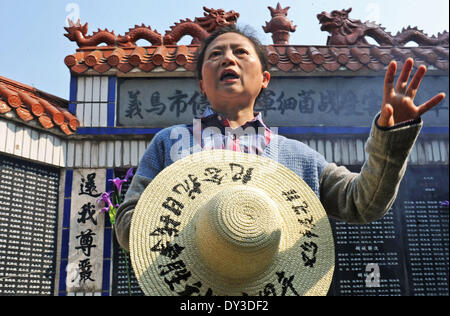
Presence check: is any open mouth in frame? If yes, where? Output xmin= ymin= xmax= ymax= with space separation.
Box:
xmin=317 ymin=12 xmax=332 ymax=23
xmin=220 ymin=69 xmax=240 ymax=82
xmin=317 ymin=13 xmax=332 ymax=30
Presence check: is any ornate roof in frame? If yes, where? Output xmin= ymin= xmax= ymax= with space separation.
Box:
xmin=64 ymin=44 xmax=449 ymax=75
xmin=64 ymin=5 xmax=449 ymax=76
xmin=0 ymin=75 xmax=79 ymax=135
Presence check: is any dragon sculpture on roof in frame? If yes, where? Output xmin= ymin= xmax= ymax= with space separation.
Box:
xmin=317 ymin=8 xmax=448 ymax=46
xmin=64 ymin=19 xmax=162 ymax=47
xmin=163 ymin=6 xmax=240 ymax=45
xmin=64 ymin=7 xmax=239 ymax=48
xmin=64 ymin=19 xmax=118 ymax=47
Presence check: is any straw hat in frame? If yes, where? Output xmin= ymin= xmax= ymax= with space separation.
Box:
xmin=130 ymin=150 xmax=335 ymax=296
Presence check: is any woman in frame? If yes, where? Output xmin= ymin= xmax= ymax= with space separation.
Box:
xmin=115 ymin=26 xmax=445 ymax=252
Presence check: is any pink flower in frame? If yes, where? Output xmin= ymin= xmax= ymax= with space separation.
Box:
xmin=125 ymin=167 xmax=134 ymax=181
xmin=97 ymin=192 xmax=113 ymax=212
xmin=109 ymin=168 xmax=134 ymax=195
xmin=109 ymin=177 xmax=127 ymax=195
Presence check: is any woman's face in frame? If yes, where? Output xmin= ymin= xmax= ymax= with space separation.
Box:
xmin=199 ymin=32 xmax=270 ymax=110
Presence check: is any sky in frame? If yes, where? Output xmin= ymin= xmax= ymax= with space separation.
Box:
xmin=0 ymin=0 xmax=448 ymax=100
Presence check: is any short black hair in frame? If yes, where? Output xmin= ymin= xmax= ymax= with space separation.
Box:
xmin=195 ymin=25 xmax=269 ymax=80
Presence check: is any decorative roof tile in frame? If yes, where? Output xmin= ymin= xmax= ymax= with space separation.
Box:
xmin=0 ymin=99 xmax=11 ymax=114
xmin=64 ymin=44 xmax=449 ymax=76
xmin=263 ymin=3 xmax=296 ymax=45
xmin=63 ymin=6 xmax=448 ymax=76
xmin=0 ymin=75 xmax=79 ymax=135
xmin=64 ymin=7 xmax=239 ymax=48
xmin=317 ymin=8 xmax=448 ymax=46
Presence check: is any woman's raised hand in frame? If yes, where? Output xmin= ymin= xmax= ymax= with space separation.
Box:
xmin=378 ymin=58 xmax=446 ymax=127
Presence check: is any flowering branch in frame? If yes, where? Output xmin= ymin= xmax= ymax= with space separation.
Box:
xmin=97 ymin=167 xmax=134 ymax=296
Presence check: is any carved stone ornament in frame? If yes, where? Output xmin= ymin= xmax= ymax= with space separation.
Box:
xmin=64 ymin=7 xmax=239 ymax=48
xmin=317 ymin=8 xmax=449 ymax=46
xmin=163 ymin=6 xmax=240 ymax=45
xmin=263 ymin=3 xmax=297 ymax=45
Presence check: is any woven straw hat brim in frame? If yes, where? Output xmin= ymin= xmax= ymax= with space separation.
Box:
xmin=130 ymin=150 xmax=335 ymax=296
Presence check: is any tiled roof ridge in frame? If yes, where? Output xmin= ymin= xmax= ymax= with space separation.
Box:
xmin=0 ymin=75 xmax=79 ymax=135
xmin=0 ymin=75 xmax=68 ymax=108
xmin=64 ymin=44 xmax=449 ymax=75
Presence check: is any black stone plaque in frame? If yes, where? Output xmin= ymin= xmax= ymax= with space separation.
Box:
xmin=329 ymin=165 xmax=449 ymax=296
xmin=399 ymin=166 xmax=449 ymax=296
xmin=111 ymin=236 xmax=144 ymax=296
xmin=0 ymin=154 xmax=59 ymax=296
xmin=328 ymin=209 xmax=407 ymax=296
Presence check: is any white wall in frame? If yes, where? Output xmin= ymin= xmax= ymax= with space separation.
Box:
xmin=76 ymin=76 xmax=109 ymax=128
